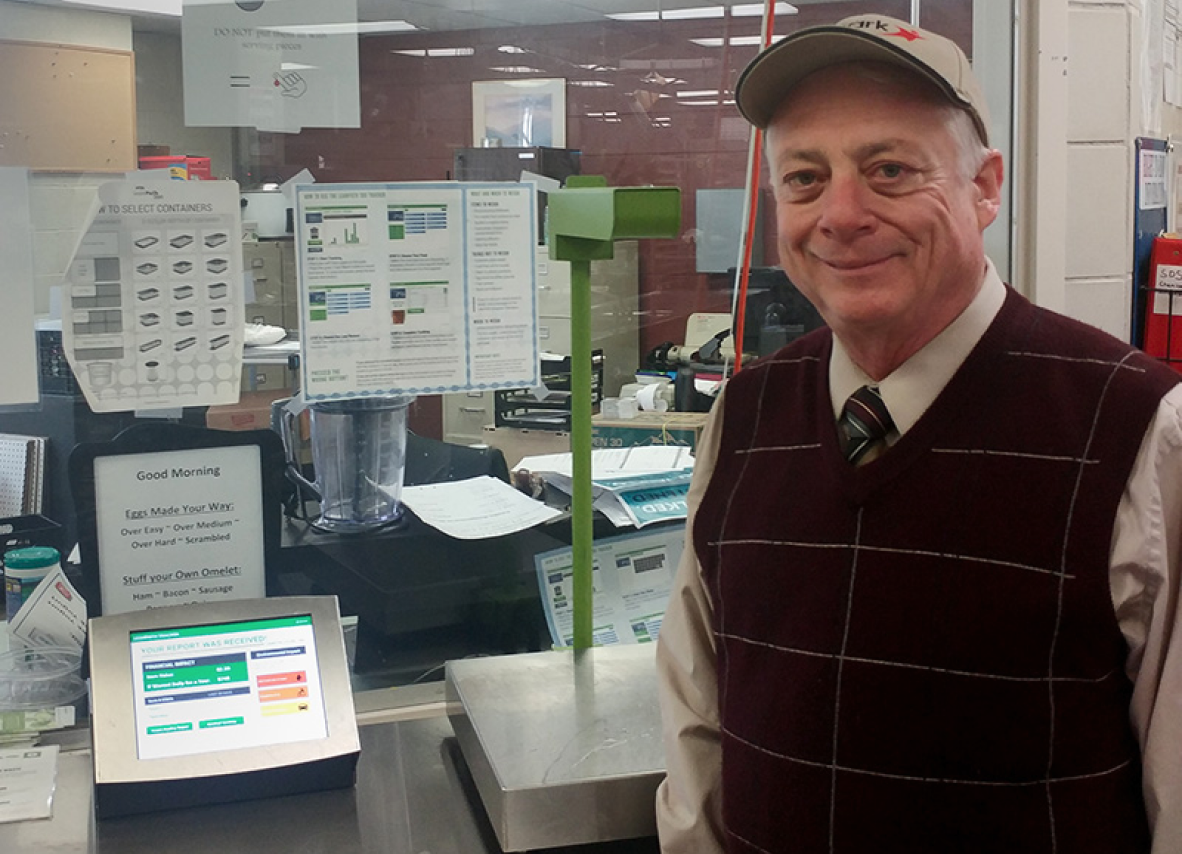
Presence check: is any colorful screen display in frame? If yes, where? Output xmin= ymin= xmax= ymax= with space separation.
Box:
xmin=129 ymin=615 xmax=328 ymax=761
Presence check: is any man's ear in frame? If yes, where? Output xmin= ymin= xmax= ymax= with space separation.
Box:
xmin=973 ymin=149 xmax=1005 ymax=230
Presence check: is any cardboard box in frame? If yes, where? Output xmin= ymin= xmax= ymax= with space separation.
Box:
xmin=205 ymin=389 xmax=290 ymax=432
xmin=591 ymin=411 xmax=708 ymax=450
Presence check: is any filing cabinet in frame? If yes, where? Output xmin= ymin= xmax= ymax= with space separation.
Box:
xmin=242 ymin=238 xmax=299 ymax=392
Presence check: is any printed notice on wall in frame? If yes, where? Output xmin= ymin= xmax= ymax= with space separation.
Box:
xmin=182 ymin=0 xmax=360 ymax=133
xmin=1141 ymin=147 xmax=1169 ymax=211
xmin=93 ymin=445 xmax=266 ymax=615
xmin=296 ymin=182 xmax=539 ymax=399
xmin=63 ymin=180 xmax=244 ymax=413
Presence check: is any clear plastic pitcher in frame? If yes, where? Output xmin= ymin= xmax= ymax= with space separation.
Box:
xmin=284 ymin=396 xmax=413 ymax=534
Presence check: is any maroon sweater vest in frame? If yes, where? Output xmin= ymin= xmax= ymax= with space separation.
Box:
xmin=695 ymin=289 xmax=1179 ymax=853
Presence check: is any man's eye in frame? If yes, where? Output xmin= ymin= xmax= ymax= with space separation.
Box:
xmin=782 ymin=172 xmax=820 ymax=192
xmin=876 ymin=163 xmax=907 ymax=179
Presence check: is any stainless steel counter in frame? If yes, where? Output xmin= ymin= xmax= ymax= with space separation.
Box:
xmin=0 ymin=713 xmax=661 ymax=854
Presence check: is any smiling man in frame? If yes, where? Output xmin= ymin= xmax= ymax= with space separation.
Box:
xmin=655 ymin=14 xmax=1182 ymax=854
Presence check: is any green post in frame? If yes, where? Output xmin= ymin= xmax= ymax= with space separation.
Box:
xmin=547 ymin=178 xmax=680 ymax=649
xmin=568 ymin=256 xmax=595 ymax=649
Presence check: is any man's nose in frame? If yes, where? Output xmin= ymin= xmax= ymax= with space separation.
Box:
xmin=816 ymin=173 xmax=876 ymax=239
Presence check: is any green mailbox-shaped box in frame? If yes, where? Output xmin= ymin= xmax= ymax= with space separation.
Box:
xmin=548 ymin=183 xmax=681 ymax=261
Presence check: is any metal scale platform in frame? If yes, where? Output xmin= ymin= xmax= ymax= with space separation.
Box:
xmin=446 ymin=644 xmax=665 ymax=851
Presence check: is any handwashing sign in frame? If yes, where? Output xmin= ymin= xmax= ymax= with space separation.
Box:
xmin=182 ymin=0 xmax=361 ymax=133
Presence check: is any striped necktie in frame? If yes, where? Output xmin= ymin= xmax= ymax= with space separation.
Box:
xmin=839 ymin=385 xmax=894 ymax=465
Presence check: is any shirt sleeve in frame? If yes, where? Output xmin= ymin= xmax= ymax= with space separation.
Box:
xmin=1111 ymin=383 xmax=1182 ymax=854
xmin=654 ymin=390 xmax=727 ymax=853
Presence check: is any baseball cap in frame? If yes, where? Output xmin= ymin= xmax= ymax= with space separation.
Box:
xmin=734 ymin=14 xmax=990 ymax=145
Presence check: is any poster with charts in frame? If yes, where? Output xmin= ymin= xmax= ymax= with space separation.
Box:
xmin=62 ymin=180 xmax=244 ymax=413
xmin=295 ymin=182 xmax=539 ymax=399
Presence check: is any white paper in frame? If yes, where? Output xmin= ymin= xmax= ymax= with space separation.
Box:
xmin=1147 ymin=0 xmax=1166 ymax=131
xmin=1141 ymin=148 xmax=1169 ymax=211
xmin=535 ymin=527 xmax=684 ymax=648
xmin=6 ymin=567 xmax=87 ymax=653
xmin=400 ymin=476 xmax=561 ymax=540
xmin=92 ymin=445 xmax=267 ymax=615
xmin=296 ymin=182 xmax=539 ymax=399
xmin=62 ymin=179 xmax=245 ymax=413
xmin=0 ymin=745 xmax=59 ymax=824
xmin=281 ymin=169 xmax=316 ymax=207
xmin=635 ymin=383 xmax=669 ymax=412
xmin=516 ymin=445 xmax=696 ymax=479
xmin=182 ymin=0 xmax=360 ymax=132
xmin=0 ymin=169 xmax=40 ymax=407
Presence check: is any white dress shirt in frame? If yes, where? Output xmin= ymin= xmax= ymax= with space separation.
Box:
xmin=655 ymin=261 xmax=1182 ymax=853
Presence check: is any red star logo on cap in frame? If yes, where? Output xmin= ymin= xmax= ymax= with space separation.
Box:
xmin=888 ymin=27 xmax=923 ymax=42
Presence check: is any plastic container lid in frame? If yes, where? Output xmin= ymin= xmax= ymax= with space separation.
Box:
xmin=3 ymin=546 xmax=61 ymax=569
xmin=0 ymin=645 xmax=85 ymax=711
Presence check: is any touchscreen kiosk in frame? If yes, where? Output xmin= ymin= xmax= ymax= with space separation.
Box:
xmin=89 ymin=596 xmax=359 ymax=819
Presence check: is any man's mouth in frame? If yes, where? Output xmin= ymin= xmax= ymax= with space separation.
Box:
xmin=821 ymin=256 xmax=893 ymax=271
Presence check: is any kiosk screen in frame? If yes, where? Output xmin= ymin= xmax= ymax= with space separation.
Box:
xmin=129 ymin=614 xmax=328 ymax=761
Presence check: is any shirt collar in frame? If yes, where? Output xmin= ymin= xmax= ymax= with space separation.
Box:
xmin=829 ymin=259 xmax=1007 ymax=435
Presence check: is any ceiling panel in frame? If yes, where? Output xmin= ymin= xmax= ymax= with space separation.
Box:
xmin=12 ymin=0 xmax=868 ymax=35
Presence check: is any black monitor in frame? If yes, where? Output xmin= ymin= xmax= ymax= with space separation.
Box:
xmin=732 ymin=267 xmax=825 ymax=357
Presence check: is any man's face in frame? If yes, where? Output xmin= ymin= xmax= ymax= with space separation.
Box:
xmin=765 ymin=64 xmax=1003 ymax=367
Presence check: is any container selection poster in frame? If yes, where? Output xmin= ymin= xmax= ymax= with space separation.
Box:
xmin=63 ymin=179 xmax=244 ymax=413
xmin=295 ymin=182 xmax=539 ymax=400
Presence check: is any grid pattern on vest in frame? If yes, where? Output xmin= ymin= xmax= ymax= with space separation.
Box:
xmin=695 ymin=295 xmax=1173 ymax=853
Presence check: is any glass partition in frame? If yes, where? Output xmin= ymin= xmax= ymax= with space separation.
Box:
xmin=0 ymin=0 xmax=1013 ymax=699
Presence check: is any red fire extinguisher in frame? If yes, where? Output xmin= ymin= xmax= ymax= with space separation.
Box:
xmin=1143 ymin=235 xmax=1182 ymax=373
